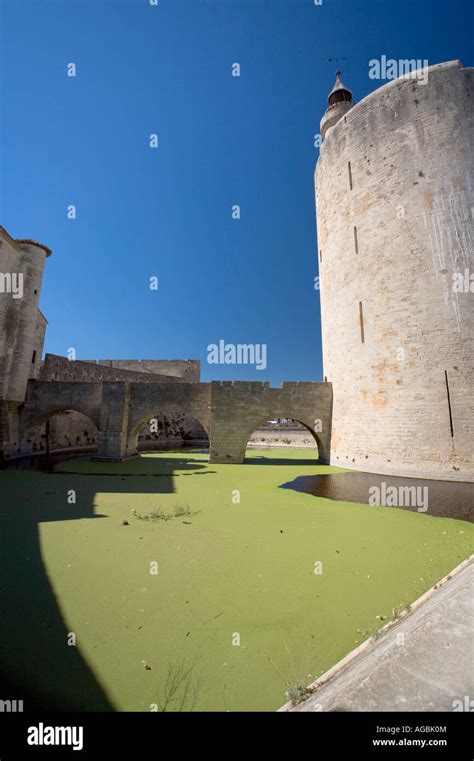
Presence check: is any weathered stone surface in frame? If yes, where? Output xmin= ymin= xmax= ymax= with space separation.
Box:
xmin=316 ymin=61 xmax=474 ymax=482
xmin=0 ymin=230 xmax=50 ymax=402
xmin=40 ymin=353 xmax=188 ymax=384
xmin=2 ymin=61 xmax=472 ymax=480
xmin=209 ymin=381 xmax=332 ymax=463
xmin=16 ymin=409 xmax=207 ymax=457
xmin=4 ymin=379 xmax=332 ymax=463
xmin=30 ymin=312 xmax=47 ymax=380
xmin=93 ymin=359 xmax=200 ymax=383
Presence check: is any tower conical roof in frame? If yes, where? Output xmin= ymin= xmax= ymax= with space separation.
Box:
xmin=328 ymin=70 xmax=352 ymax=106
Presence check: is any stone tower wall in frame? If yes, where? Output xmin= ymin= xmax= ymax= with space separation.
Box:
xmin=0 ymin=231 xmax=49 ymax=402
xmin=315 ymin=61 xmax=474 ymax=482
xmin=30 ymin=312 xmax=47 ymax=380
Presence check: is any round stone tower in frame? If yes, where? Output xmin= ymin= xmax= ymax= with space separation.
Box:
xmin=315 ymin=60 xmax=474 ymax=482
xmin=0 ymin=228 xmax=52 ymax=402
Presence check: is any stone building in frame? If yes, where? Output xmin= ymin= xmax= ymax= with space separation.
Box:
xmin=316 ymin=60 xmax=473 ymax=481
xmin=0 ymin=227 xmax=51 ymax=401
xmin=0 ymin=225 xmax=207 ymax=457
xmin=0 ymin=60 xmax=472 ymax=480
xmin=20 ymin=355 xmax=208 ymax=456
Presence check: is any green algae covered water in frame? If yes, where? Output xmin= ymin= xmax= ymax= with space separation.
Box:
xmin=0 ymin=449 xmax=472 ymax=711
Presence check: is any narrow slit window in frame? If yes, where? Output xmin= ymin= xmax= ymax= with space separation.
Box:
xmin=353 ymin=226 xmax=359 ymax=254
xmin=31 ymin=350 xmax=36 ymax=364
xmin=445 ymin=370 xmax=454 ymax=438
xmin=319 ymin=249 xmax=322 ymax=263
xmin=359 ymin=301 xmax=365 ymax=344
xmin=348 ymin=161 xmax=353 ymax=190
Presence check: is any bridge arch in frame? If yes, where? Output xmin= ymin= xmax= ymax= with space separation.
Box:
xmin=17 ymin=408 xmax=99 ymax=457
xmin=244 ymin=417 xmax=322 ymax=461
xmin=20 ymin=381 xmax=102 ymax=434
xmin=126 ymin=406 xmax=210 ymax=458
xmin=208 ymin=380 xmax=332 ymax=464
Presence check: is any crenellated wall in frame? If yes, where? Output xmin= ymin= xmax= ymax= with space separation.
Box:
xmin=40 ymin=354 xmax=189 ymax=384
xmin=209 ymin=381 xmax=332 ymax=463
xmin=93 ymin=359 xmax=200 ymax=383
xmin=8 ymin=354 xmax=205 ymax=456
xmin=1 ymin=379 xmax=332 ymax=464
xmin=3 ymin=62 xmax=472 ymax=480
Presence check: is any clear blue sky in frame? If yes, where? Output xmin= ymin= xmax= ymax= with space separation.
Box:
xmin=1 ymin=0 xmax=472 ymax=384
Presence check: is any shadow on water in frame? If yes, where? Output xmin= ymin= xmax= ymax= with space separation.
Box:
xmin=281 ymin=471 xmax=474 ymax=523
xmin=245 ymin=454 xmax=320 ymax=467
xmin=6 ymin=445 xmax=210 ymax=473
xmin=0 ymin=451 xmax=210 ymax=711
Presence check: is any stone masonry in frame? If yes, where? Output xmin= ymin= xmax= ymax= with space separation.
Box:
xmin=1 ymin=60 xmax=472 ymax=478
xmin=316 ymin=61 xmax=474 ymax=482
xmin=1 ymin=378 xmax=331 ymax=463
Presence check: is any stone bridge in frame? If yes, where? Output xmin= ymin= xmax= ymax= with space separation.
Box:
xmin=2 ymin=379 xmax=333 ymax=464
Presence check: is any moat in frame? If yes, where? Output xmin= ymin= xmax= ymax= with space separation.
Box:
xmin=283 ymin=470 xmax=474 ymax=523
xmin=1 ymin=448 xmax=472 ymax=711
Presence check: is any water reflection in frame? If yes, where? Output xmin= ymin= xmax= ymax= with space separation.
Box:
xmin=282 ymin=471 xmax=474 ymax=523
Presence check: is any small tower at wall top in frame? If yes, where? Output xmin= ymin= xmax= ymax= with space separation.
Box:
xmin=315 ymin=60 xmax=474 ymax=482
xmin=320 ymin=70 xmax=354 ymax=140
